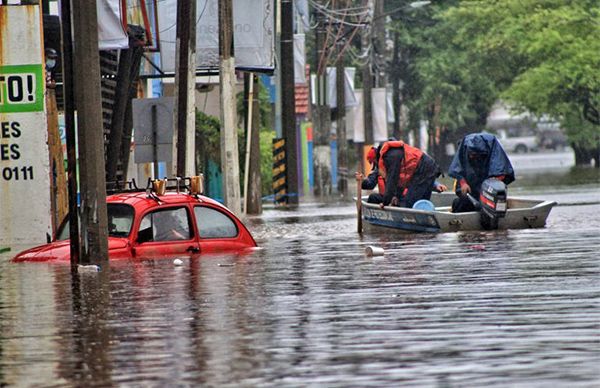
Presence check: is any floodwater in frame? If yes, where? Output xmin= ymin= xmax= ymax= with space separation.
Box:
xmin=1 ymin=166 xmax=599 ymax=387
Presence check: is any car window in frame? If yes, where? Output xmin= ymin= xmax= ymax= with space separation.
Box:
xmin=194 ymin=206 xmax=238 ymax=239
xmin=107 ymin=204 xmax=135 ymax=237
xmin=56 ymin=204 xmax=134 ymax=240
xmin=138 ymin=207 xmax=192 ymax=243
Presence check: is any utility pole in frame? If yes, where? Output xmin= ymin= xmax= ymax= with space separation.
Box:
xmin=219 ymin=0 xmax=242 ymax=215
xmin=362 ymin=0 xmax=374 ymax=146
xmin=71 ymin=1 xmax=108 ymax=264
xmin=373 ymin=0 xmax=386 ymax=91
xmin=281 ymin=0 xmax=298 ymax=204
xmin=274 ymin=0 xmax=282 ymax=139
xmin=313 ymin=8 xmax=332 ymax=196
xmin=391 ymin=30 xmax=402 ymax=140
xmin=336 ymin=44 xmax=348 ymax=197
xmin=243 ymin=73 xmax=262 ymax=215
xmin=173 ymin=0 xmax=197 ymax=177
xmin=60 ymin=0 xmax=80 ymax=270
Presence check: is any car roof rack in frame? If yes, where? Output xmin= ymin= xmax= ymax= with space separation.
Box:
xmin=106 ymin=178 xmax=145 ymax=194
xmin=145 ymin=175 xmax=205 ymax=198
xmin=106 ymin=175 xmax=205 ymax=199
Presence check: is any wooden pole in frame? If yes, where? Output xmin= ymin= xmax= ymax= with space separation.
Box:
xmin=247 ymin=76 xmax=262 ymax=215
xmin=362 ymin=38 xmax=374 ymax=145
xmin=281 ymin=0 xmax=298 ymax=204
xmin=219 ymin=0 xmax=242 ymax=215
xmin=60 ymin=0 xmax=80 ymax=270
xmin=391 ymin=30 xmax=402 ymax=140
xmin=46 ymin=89 xmax=68 ymax=234
xmin=336 ymin=46 xmax=348 ymax=198
xmin=71 ymin=0 xmax=109 ymax=264
xmin=356 ymin=177 xmax=363 ymax=234
xmin=173 ymin=0 xmax=197 ymax=177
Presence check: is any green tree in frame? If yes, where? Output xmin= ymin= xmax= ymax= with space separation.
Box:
xmin=441 ymin=0 xmax=600 ymax=164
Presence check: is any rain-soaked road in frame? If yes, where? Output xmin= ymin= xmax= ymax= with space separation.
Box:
xmin=1 ymin=167 xmax=599 ymax=387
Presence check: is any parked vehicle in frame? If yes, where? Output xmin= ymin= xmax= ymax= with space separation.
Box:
xmin=538 ymin=129 xmax=569 ymax=150
xmin=496 ymin=129 xmax=538 ymax=153
xmin=12 ymin=178 xmax=257 ymax=263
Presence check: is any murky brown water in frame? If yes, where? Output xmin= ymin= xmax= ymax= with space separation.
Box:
xmin=1 ymin=167 xmax=599 ymax=387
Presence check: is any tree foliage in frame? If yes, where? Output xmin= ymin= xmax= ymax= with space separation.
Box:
xmin=386 ymin=0 xmax=599 ymax=163
xmin=445 ymin=0 xmax=600 ymax=128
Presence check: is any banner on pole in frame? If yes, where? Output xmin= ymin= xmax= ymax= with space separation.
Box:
xmin=98 ymin=0 xmax=129 ymax=50
xmin=158 ymin=0 xmax=275 ymax=72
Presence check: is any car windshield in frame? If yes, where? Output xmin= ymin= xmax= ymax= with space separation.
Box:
xmin=56 ymin=204 xmax=135 ymax=240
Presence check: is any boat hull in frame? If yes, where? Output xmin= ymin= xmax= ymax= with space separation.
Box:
xmin=361 ymin=193 xmax=556 ymax=233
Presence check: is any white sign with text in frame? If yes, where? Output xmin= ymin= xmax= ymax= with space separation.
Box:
xmin=0 ymin=5 xmax=52 ymax=246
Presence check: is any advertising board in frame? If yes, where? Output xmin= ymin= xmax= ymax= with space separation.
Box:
xmin=158 ymin=0 xmax=274 ymax=72
xmin=0 ymin=5 xmax=52 ymax=245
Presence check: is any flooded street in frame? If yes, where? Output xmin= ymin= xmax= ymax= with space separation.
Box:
xmin=1 ymin=167 xmax=599 ymax=387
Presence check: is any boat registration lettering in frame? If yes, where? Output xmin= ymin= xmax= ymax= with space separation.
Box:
xmin=401 ymin=215 xmax=417 ymax=224
xmin=365 ymin=208 xmax=394 ymax=221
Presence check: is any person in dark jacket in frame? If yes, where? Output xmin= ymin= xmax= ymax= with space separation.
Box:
xmin=448 ymin=132 xmax=515 ymax=213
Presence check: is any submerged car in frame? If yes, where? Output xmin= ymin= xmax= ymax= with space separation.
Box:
xmin=13 ymin=178 xmax=257 ymax=263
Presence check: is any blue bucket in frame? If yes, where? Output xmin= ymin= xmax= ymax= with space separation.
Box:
xmin=412 ymin=199 xmax=435 ymax=211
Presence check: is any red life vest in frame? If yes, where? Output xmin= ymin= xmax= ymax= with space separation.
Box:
xmin=377 ymin=175 xmax=385 ymax=193
xmin=378 ymin=141 xmax=423 ymax=189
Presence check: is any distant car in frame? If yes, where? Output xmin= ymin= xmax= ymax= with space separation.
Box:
xmin=12 ymin=178 xmax=257 ymax=263
xmin=496 ymin=129 xmax=538 ymax=153
xmin=538 ymin=129 xmax=568 ymax=150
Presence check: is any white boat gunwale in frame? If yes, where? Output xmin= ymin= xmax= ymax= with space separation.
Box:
xmin=358 ymin=193 xmax=557 ymax=233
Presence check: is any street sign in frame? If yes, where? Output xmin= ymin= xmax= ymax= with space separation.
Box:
xmin=133 ymin=97 xmax=174 ymax=164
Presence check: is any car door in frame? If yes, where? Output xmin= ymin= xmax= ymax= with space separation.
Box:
xmin=193 ymin=205 xmax=248 ymax=254
xmin=133 ymin=206 xmax=200 ymax=259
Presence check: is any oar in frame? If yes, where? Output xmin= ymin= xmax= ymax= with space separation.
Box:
xmin=356 ymin=176 xmax=363 ymax=234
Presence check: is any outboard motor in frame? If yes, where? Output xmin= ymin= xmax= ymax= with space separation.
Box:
xmin=479 ymin=178 xmax=507 ymax=230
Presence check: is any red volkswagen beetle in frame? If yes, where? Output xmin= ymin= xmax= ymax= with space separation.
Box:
xmin=13 ymin=178 xmax=257 ymax=263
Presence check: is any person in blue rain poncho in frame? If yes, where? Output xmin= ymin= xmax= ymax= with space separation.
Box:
xmin=448 ymin=133 xmax=515 ymax=213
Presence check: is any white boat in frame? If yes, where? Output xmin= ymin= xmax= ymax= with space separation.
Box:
xmin=360 ymin=192 xmax=557 ymax=233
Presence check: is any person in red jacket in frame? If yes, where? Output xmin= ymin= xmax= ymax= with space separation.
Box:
xmin=355 ymin=141 xmax=446 ymax=207
xmin=378 ymin=140 xmax=443 ymax=208
xmin=355 ymin=146 xmax=387 ymax=203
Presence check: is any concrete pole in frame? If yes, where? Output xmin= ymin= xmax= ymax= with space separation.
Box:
xmin=219 ymin=0 xmax=242 ymax=215
xmin=281 ymin=0 xmax=299 ymax=204
xmin=173 ymin=0 xmax=197 ymax=178
xmin=71 ymin=0 xmax=108 ymax=264
xmin=243 ymin=72 xmax=255 ymax=214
